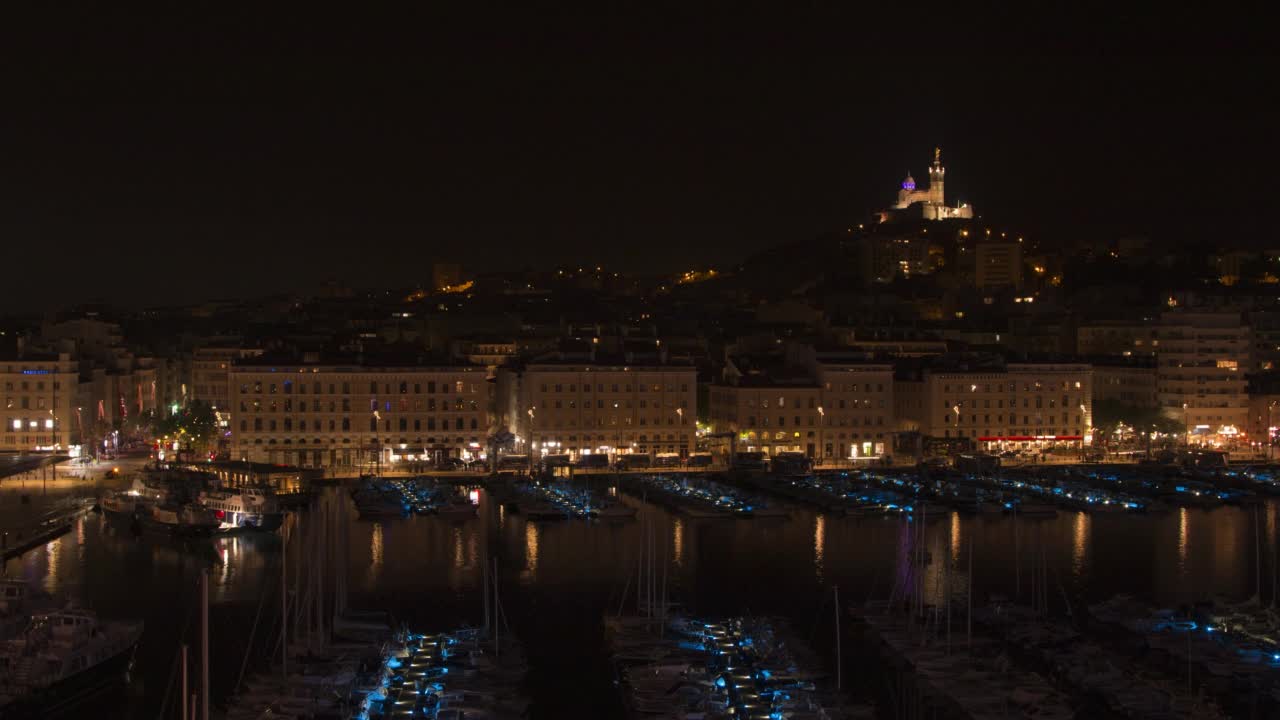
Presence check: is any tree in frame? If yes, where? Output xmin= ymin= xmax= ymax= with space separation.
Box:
xmin=1092 ymin=399 xmax=1182 ymax=445
xmin=150 ymin=400 xmax=219 ymax=455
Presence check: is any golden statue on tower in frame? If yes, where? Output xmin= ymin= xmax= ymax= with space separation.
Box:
xmin=934 ymin=146 xmax=941 ymax=163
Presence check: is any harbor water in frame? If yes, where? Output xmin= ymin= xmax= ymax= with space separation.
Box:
xmin=3 ymin=475 xmax=1280 ymax=718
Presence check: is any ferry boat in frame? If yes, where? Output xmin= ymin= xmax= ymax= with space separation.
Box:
xmin=0 ymin=608 xmax=143 ymax=716
xmin=198 ymin=486 xmax=286 ymax=533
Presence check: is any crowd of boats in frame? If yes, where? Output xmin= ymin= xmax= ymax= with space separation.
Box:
xmin=492 ymin=479 xmax=638 ymax=521
xmin=607 ymin=614 xmax=870 ymax=720
xmin=720 ymin=462 xmax=1280 ymax=520
xmin=97 ymin=465 xmax=290 ymax=536
xmin=616 ymin=474 xmax=788 ymax=519
xmin=349 ymin=477 xmax=478 ymax=520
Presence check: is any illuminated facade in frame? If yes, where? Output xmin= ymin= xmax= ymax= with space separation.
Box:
xmin=709 ymin=354 xmax=894 ymax=460
xmin=1156 ymin=311 xmax=1251 ymax=442
xmin=878 ymin=148 xmax=974 ymax=223
xmin=895 ymin=362 xmax=1094 ymax=449
xmin=0 ymin=353 xmax=78 ymax=452
xmin=508 ymin=362 xmax=697 ymax=458
xmin=229 ymin=360 xmax=491 ymax=468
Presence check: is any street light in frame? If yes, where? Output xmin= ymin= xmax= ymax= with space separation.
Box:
xmin=1182 ymin=403 xmax=1190 ymax=448
xmin=1269 ymin=400 xmax=1277 ymax=462
xmin=527 ymin=407 xmax=536 ymax=475
xmin=675 ymin=407 xmax=685 ymax=458
xmin=817 ymin=406 xmax=825 ymax=467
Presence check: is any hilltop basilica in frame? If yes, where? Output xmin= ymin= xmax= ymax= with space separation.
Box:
xmin=877 ymin=148 xmax=974 ymax=223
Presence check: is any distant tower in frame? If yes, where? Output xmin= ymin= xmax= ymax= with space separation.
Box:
xmin=928 ymin=146 xmax=945 ymax=205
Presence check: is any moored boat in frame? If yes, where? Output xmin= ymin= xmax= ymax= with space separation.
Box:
xmin=198 ymin=486 xmax=286 ymax=533
xmin=0 ymin=608 xmax=143 ymax=716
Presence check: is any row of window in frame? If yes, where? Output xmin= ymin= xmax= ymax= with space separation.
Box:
xmin=2 ymin=380 xmax=62 ymax=392
xmin=944 ymin=428 xmax=1083 ymax=438
xmin=946 ymin=414 xmax=1082 ymax=425
xmin=942 ymin=381 xmax=1083 ymax=393
xmin=4 ymin=397 xmax=53 ymax=410
xmin=743 ymin=430 xmax=886 ymax=441
xmin=238 ymin=380 xmax=479 ymax=395
xmin=742 ymin=415 xmax=886 ymax=428
xmin=240 ymin=398 xmax=482 ymax=413
xmin=539 ymin=383 xmax=690 ymax=394
xmin=530 ymin=415 xmax=687 ymax=427
xmin=7 ymin=418 xmax=56 ymax=430
xmin=534 ymin=399 xmax=689 ymax=410
xmin=241 ymin=416 xmax=482 ymax=432
xmin=244 ymin=436 xmax=481 ymax=446
xmin=944 ymin=396 xmax=1085 ymax=410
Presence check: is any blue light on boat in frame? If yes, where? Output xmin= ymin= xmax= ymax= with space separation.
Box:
xmin=1175 ymin=485 xmax=1187 ymax=492
xmin=387 ymin=657 xmax=402 ymax=669
xmin=716 ymin=676 xmax=727 ymax=688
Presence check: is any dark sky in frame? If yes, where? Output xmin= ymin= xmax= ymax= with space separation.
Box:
xmin=0 ymin=7 xmax=1273 ymax=310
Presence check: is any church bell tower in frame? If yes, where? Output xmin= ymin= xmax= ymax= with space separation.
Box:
xmin=928 ymin=146 xmax=945 ymax=206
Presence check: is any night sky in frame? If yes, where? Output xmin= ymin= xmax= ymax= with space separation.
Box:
xmin=1 ymin=8 xmax=1273 ymax=309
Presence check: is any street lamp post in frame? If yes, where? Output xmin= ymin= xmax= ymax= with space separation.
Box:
xmin=675 ymin=407 xmax=684 ymax=458
xmin=1182 ymin=403 xmax=1190 ymax=448
xmin=817 ymin=406 xmax=825 ymax=468
xmin=526 ymin=407 xmax=535 ymax=476
xmin=1269 ymin=400 xmax=1277 ymax=463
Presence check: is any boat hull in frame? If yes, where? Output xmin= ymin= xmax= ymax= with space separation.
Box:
xmin=0 ymin=637 xmax=138 ymax=718
xmin=214 ymin=510 xmax=285 ymax=534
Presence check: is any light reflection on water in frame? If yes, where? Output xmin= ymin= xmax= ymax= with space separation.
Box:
xmin=7 ymin=486 xmax=1280 ymax=719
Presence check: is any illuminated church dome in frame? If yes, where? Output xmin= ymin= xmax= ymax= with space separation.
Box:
xmin=901 ymin=173 xmax=916 ymax=191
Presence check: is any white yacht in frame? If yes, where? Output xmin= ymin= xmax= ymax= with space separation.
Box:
xmin=198 ymin=486 xmax=285 ymax=533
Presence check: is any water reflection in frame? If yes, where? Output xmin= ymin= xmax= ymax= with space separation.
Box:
xmin=1178 ymin=507 xmax=1189 ymax=572
xmin=369 ymin=521 xmax=384 ymax=584
xmin=43 ymin=539 xmax=60 ymax=593
xmin=813 ymin=515 xmax=825 ymax=583
xmin=673 ymin=518 xmax=685 ymax=570
xmin=1071 ymin=512 xmax=1090 ymax=575
xmin=524 ymin=521 xmax=539 ymax=580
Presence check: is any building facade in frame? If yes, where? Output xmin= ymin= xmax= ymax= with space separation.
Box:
xmin=1 ymin=353 xmax=78 ymax=452
xmin=192 ymin=347 xmax=265 ymax=415
xmin=508 ymin=361 xmax=697 ymax=459
xmin=229 ymin=360 xmax=491 ymax=469
xmin=1092 ymin=359 xmax=1159 ymax=408
xmin=1156 ymin=311 xmax=1251 ymax=443
xmin=709 ymin=354 xmax=894 ymax=461
xmin=974 ymin=240 xmax=1023 ymax=289
xmin=896 ymin=361 xmax=1093 ymax=450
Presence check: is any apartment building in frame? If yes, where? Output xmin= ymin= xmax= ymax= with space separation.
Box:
xmin=0 ymin=352 xmax=78 ymax=452
xmin=1156 ymin=311 xmax=1251 ymax=443
xmin=896 ymin=357 xmax=1093 ymax=450
xmin=229 ymin=357 xmax=491 ymax=468
xmin=506 ymin=359 xmax=697 ymax=459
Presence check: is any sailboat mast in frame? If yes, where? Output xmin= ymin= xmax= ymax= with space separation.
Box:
xmin=281 ymin=529 xmax=288 ymax=681
xmin=201 ymin=568 xmax=210 ymax=720
xmin=181 ymin=643 xmax=189 ymax=720
xmin=833 ymin=584 xmax=842 ymax=691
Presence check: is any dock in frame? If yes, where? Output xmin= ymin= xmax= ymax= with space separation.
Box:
xmin=1 ymin=503 xmax=89 ymax=561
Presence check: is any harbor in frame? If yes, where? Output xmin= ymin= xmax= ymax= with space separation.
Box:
xmin=9 ymin=465 xmax=1280 ymax=716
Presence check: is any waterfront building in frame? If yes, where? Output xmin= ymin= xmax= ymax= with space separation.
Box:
xmin=191 ymin=346 xmax=264 ymax=429
xmin=1156 ymin=310 xmax=1251 ymax=444
xmin=503 ymin=356 xmax=697 ymax=460
xmin=0 ymin=352 xmax=78 ymax=452
xmin=895 ymin=355 xmax=1093 ymax=451
xmin=1092 ymin=357 xmax=1159 ymax=408
xmin=709 ymin=350 xmax=894 ymax=461
xmin=229 ymin=356 xmax=491 ymax=469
